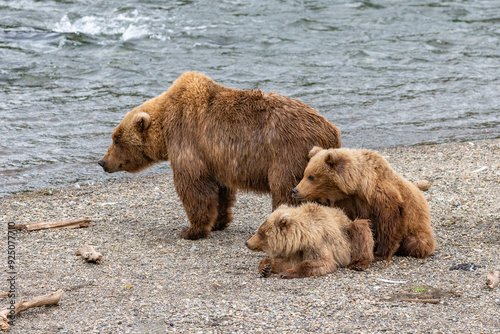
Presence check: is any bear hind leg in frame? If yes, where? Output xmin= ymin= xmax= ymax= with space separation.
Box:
xmin=211 ymin=186 xmax=236 ymax=231
xmin=397 ymin=232 xmax=435 ymax=259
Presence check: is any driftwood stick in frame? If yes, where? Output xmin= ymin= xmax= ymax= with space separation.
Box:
xmin=412 ymin=180 xmax=431 ymax=191
xmin=486 ymin=270 xmax=499 ymax=289
xmin=400 ymin=298 xmax=441 ymax=304
xmin=9 ymin=219 xmax=91 ymax=231
xmin=0 ymin=289 xmax=64 ymax=331
xmin=0 ymin=310 xmax=10 ymax=332
xmin=75 ymin=245 xmax=102 ymax=264
xmin=15 ymin=290 xmax=64 ymax=314
xmin=0 ymin=294 xmax=7 ymax=299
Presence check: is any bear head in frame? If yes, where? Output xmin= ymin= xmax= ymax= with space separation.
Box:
xmin=98 ymin=101 xmax=167 ymax=173
xmin=246 ymin=205 xmax=306 ymax=258
xmin=292 ymin=147 xmax=360 ymax=203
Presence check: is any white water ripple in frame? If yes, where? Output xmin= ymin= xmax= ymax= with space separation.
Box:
xmin=53 ymin=13 xmax=165 ymax=41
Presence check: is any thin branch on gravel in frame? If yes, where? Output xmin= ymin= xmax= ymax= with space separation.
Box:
xmin=400 ymin=298 xmax=441 ymax=304
xmin=75 ymin=244 xmax=102 ymax=263
xmin=8 ymin=219 xmax=91 ymax=231
xmin=0 ymin=289 xmax=64 ymax=331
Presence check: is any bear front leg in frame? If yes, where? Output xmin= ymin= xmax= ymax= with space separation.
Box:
xmin=280 ymin=259 xmax=336 ymax=279
xmin=258 ymin=257 xmax=296 ymax=278
xmin=348 ymin=219 xmax=375 ymax=271
xmin=269 ymin=167 xmax=301 ymax=210
xmin=374 ymin=233 xmax=402 ymax=262
xmin=373 ymin=217 xmax=404 ymax=262
xmin=211 ymin=186 xmax=236 ymax=231
xmin=371 ymin=191 xmax=405 ymax=262
xmin=175 ymin=175 xmax=220 ymax=240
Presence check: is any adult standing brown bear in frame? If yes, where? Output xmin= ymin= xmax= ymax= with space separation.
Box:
xmin=98 ymin=72 xmax=341 ymax=240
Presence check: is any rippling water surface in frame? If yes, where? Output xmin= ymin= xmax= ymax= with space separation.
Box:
xmin=1 ymin=0 xmax=499 ymax=197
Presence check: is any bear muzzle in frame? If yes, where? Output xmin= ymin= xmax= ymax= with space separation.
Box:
xmin=291 ymin=188 xmax=308 ymax=200
xmin=98 ymin=159 xmax=120 ymax=173
xmin=98 ymin=159 xmax=110 ymax=172
xmin=245 ymin=238 xmax=262 ymax=252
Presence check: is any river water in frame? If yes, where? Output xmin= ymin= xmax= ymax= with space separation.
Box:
xmin=1 ymin=0 xmax=499 ymax=197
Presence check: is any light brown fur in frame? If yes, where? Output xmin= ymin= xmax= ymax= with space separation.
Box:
xmin=98 ymin=72 xmax=341 ymax=240
xmin=292 ymin=147 xmax=435 ymax=261
xmin=246 ymin=203 xmax=374 ymax=279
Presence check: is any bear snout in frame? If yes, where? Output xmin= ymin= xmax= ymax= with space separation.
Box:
xmin=246 ymin=237 xmax=262 ymax=252
xmin=98 ymin=159 xmax=112 ymax=173
xmin=98 ymin=159 xmax=118 ymax=173
xmin=246 ymin=240 xmax=255 ymax=250
xmin=291 ymin=188 xmax=307 ymax=200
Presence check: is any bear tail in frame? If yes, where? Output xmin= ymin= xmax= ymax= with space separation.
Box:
xmin=348 ymin=219 xmax=375 ymax=271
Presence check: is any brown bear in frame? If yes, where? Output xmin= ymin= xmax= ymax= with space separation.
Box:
xmin=246 ymin=203 xmax=374 ymax=279
xmin=98 ymin=72 xmax=341 ymax=240
xmin=292 ymin=147 xmax=435 ymax=262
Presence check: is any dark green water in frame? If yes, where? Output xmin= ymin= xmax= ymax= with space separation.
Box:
xmin=1 ymin=0 xmax=499 ymax=197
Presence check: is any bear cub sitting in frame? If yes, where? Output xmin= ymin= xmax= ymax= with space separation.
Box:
xmin=246 ymin=203 xmax=374 ymax=279
xmin=292 ymin=147 xmax=435 ymax=262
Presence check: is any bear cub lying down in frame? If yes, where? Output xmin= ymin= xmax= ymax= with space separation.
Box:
xmin=246 ymin=203 xmax=374 ymax=279
xmin=293 ymin=147 xmax=435 ymax=262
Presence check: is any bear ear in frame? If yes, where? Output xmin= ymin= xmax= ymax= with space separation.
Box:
xmin=309 ymin=146 xmax=323 ymax=158
xmin=277 ymin=213 xmax=291 ymax=229
xmin=324 ymin=151 xmax=337 ymax=167
xmin=135 ymin=112 xmax=151 ymax=132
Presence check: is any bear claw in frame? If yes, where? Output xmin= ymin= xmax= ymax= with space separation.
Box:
xmin=260 ymin=264 xmax=272 ymax=278
xmin=279 ymin=272 xmax=289 ymax=279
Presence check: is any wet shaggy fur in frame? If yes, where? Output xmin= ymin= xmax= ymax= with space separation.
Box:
xmin=292 ymin=147 xmax=435 ymax=261
xmin=246 ymin=203 xmax=374 ymax=279
xmin=98 ymin=72 xmax=341 ymax=240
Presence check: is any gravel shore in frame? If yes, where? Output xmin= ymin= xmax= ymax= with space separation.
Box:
xmin=1 ymin=139 xmax=499 ymax=334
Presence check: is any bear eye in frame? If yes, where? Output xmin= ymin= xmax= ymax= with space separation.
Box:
xmin=114 ymin=138 xmax=120 ymax=145
xmin=308 ymin=175 xmax=314 ymax=181
xmin=258 ymin=231 xmax=263 ymax=237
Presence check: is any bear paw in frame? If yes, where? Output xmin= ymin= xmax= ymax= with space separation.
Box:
xmin=258 ymin=258 xmax=273 ymax=277
xmin=180 ymin=227 xmax=209 ymax=240
xmin=374 ymin=253 xmax=393 ymax=263
xmin=349 ymin=261 xmax=370 ymax=271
